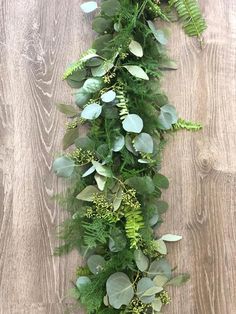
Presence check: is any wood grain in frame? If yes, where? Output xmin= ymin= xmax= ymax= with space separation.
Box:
xmin=0 ymin=0 xmax=235 ymax=313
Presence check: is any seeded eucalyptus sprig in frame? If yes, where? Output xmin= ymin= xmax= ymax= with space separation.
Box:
xmin=53 ymin=0 xmax=206 ymax=313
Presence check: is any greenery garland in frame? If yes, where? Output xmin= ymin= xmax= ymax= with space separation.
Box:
xmin=53 ymin=1 xmax=206 ymax=313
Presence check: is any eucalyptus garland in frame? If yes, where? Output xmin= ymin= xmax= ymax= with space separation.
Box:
xmin=53 ymin=1 xmax=206 ymax=313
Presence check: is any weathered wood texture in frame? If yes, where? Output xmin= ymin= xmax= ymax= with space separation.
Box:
xmin=0 ymin=0 xmax=235 ymax=313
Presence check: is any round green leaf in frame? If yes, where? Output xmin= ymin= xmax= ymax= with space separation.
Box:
xmin=101 ymin=90 xmax=116 ymax=103
xmin=56 ymin=103 xmax=78 ymax=116
xmin=112 ymin=135 xmax=125 ymax=152
xmin=81 ymin=103 xmax=102 ymax=120
xmin=75 ymin=136 xmax=95 ymax=151
xmin=153 ymin=173 xmax=169 ymax=189
xmin=133 ymin=133 xmax=154 ymax=153
xmin=80 ymin=1 xmax=98 ymax=13
xmin=76 ymin=276 xmax=91 ymax=289
xmin=75 ymin=88 xmax=91 ymax=108
xmin=161 ymin=234 xmax=182 ymax=242
xmin=83 ymin=77 xmax=103 ymax=93
xmin=87 ymin=255 xmax=105 ymax=274
xmin=129 ymin=40 xmax=143 ymax=57
xmin=124 ymin=65 xmax=149 ymax=80
xmin=86 ymin=56 xmax=104 ymax=67
xmin=106 ymin=272 xmax=134 ymax=309
xmin=68 ymin=68 xmax=87 ymax=82
xmin=91 ymin=61 xmax=113 ymax=77
xmin=101 ymin=0 xmax=121 ymax=17
xmin=125 ymin=176 xmax=155 ymax=194
xmin=157 ymin=105 xmax=178 ymax=130
xmin=53 ymin=156 xmax=75 ymax=178
xmin=122 ymin=114 xmax=143 ymax=133
xmin=92 ymin=17 xmax=113 ymax=34
xmin=134 ymin=249 xmax=149 ymax=271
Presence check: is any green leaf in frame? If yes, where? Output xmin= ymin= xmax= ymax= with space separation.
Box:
xmin=101 ymin=0 xmax=121 ymax=17
xmin=157 ymin=104 xmax=178 ymax=130
xmin=63 ymin=127 xmax=78 ymax=150
xmin=134 ymin=249 xmax=149 ymax=271
xmin=133 ymin=133 xmax=154 ymax=153
xmin=53 ymin=156 xmax=75 ymax=178
xmin=75 ymin=88 xmax=91 ymax=108
xmin=136 ymin=278 xmax=162 ymax=304
xmin=125 ymin=135 xmax=138 ymax=155
xmin=92 ymin=161 xmax=113 ymax=177
xmin=113 ymin=187 xmax=123 ymax=211
xmin=80 ymin=1 xmax=98 ymax=13
xmin=92 ymin=17 xmax=113 ymax=34
xmin=161 ymin=234 xmax=182 ymax=242
xmin=81 ymin=103 xmax=102 ymax=120
xmin=153 ymin=275 xmax=169 ymax=287
xmin=147 ymin=21 xmax=168 ymax=45
xmin=87 ymin=255 xmax=105 ymax=274
xmin=112 ymin=135 xmax=125 ymax=152
xmin=76 ymin=276 xmax=91 ymax=289
xmin=92 ymin=35 xmax=113 ymax=58
xmin=106 ymin=272 xmax=134 ymax=309
xmin=167 ymin=273 xmax=190 ymax=286
xmin=86 ymin=56 xmax=104 ymax=67
xmin=101 ymin=90 xmax=116 ymax=103
xmin=82 ymin=165 xmax=96 ymax=178
xmin=95 ymin=173 xmax=106 ymax=191
xmin=128 ymin=40 xmax=143 ymax=57
xmin=156 ymin=200 xmax=169 ymax=214
xmin=122 ymin=114 xmax=144 ymax=133
xmin=83 ymin=77 xmax=103 ymax=93
xmin=152 ymin=298 xmax=162 ymax=312
xmin=155 ymin=240 xmax=167 ymax=255
xmin=56 ymin=103 xmax=78 ymax=116
xmin=153 ymin=173 xmax=169 ymax=189
xmin=75 ymin=137 xmax=95 ymax=151
xmin=147 ymin=259 xmax=172 ymax=279
xmin=124 ymin=65 xmax=149 ymax=80
xmin=109 ymin=227 xmax=127 ymax=252
xmin=76 ymin=185 xmax=100 ymax=201
xmin=68 ymin=68 xmax=87 ymax=82
xmin=91 ymin=61 xmax=114 ymax=77
xmin=125 ymin=176 xmax=155 ymax=194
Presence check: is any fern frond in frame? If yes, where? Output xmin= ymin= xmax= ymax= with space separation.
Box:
xmin=125 ymin=208 xmax=145 ymax=249
xmin=169 ymin=0 xmax=207 ymax=38
xmin=173 ymin=118 xmax=202 ymax=131
xmin=116 ymin=86 xmax=129 ymax=120
xmin=63 ymin=49 xmax=96 ymax=80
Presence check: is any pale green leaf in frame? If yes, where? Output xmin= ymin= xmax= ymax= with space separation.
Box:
xmin=53 ymin=156 xmax=75 ymax=178
xmin=106 ymin=272 xmax=134 ymax=309
xmin=81 ymin=103 xmax=102 ymax=120
xmin=167 ymin=273 xmax=190 ymax=286
xmin=161 ymin=234 xmax=182 ymax=242
xmin=133 ymin=133 xmax=154 ymax=153
xmin=134 ymin=249 xmax=149 ymax=271
xmin=83 ymin=77 xmax=103 ymax=93
xmin=101 ymin=90 xmax=116 ymax=103
xmin=95 ymin=173 xmax=106 ymax=191
xmin=122 ymin=114 xmax=143 ymax=133
xmin=80 ymin=1 xmax=98 ymax=13
xmin=129 ymin=40 xmax=143 ymax=57
xmin=56 ymin=103 xmax=78 ymax=116
xmin=92 ymin=161 xmax=113 ymax=177
xmin=76 ymin=185 xmax=100 ymax=201
xmin=76 ymin=276 xmax=91 ymax=289
xmin=124 ymin=65 xmax=149 ymax=80
xmin=87 ymin=255 xmax=105 ymax=274
xmin=112 ymin=135 xmax=125 ymax=152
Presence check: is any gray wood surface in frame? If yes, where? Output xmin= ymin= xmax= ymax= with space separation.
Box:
xmin=0 ymin=0 xmax=235 ymax=313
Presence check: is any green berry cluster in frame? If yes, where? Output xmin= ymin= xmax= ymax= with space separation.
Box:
xmin=121 ymin=188 xmax=141 ymax=211
xmin=160 ymin=290 xmax=171 ymax=305
xmin=67 ymin=148 xmax=95 ymax=165
xmin=66 ymin=118 xmax=78 ymax=129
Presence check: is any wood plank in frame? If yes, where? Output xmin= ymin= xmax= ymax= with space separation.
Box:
xmin=0 ymin=0 xmax=235 ymax=313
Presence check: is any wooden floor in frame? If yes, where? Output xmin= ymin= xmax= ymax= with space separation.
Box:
xmin=0 ymin=0 xmax=235 ymax=313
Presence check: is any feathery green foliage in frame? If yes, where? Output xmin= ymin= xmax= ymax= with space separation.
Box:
xmin=169 ymin=0 xmax=207 ymax=38
xmin=53 ymin=0 xmax=206 ymax=313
